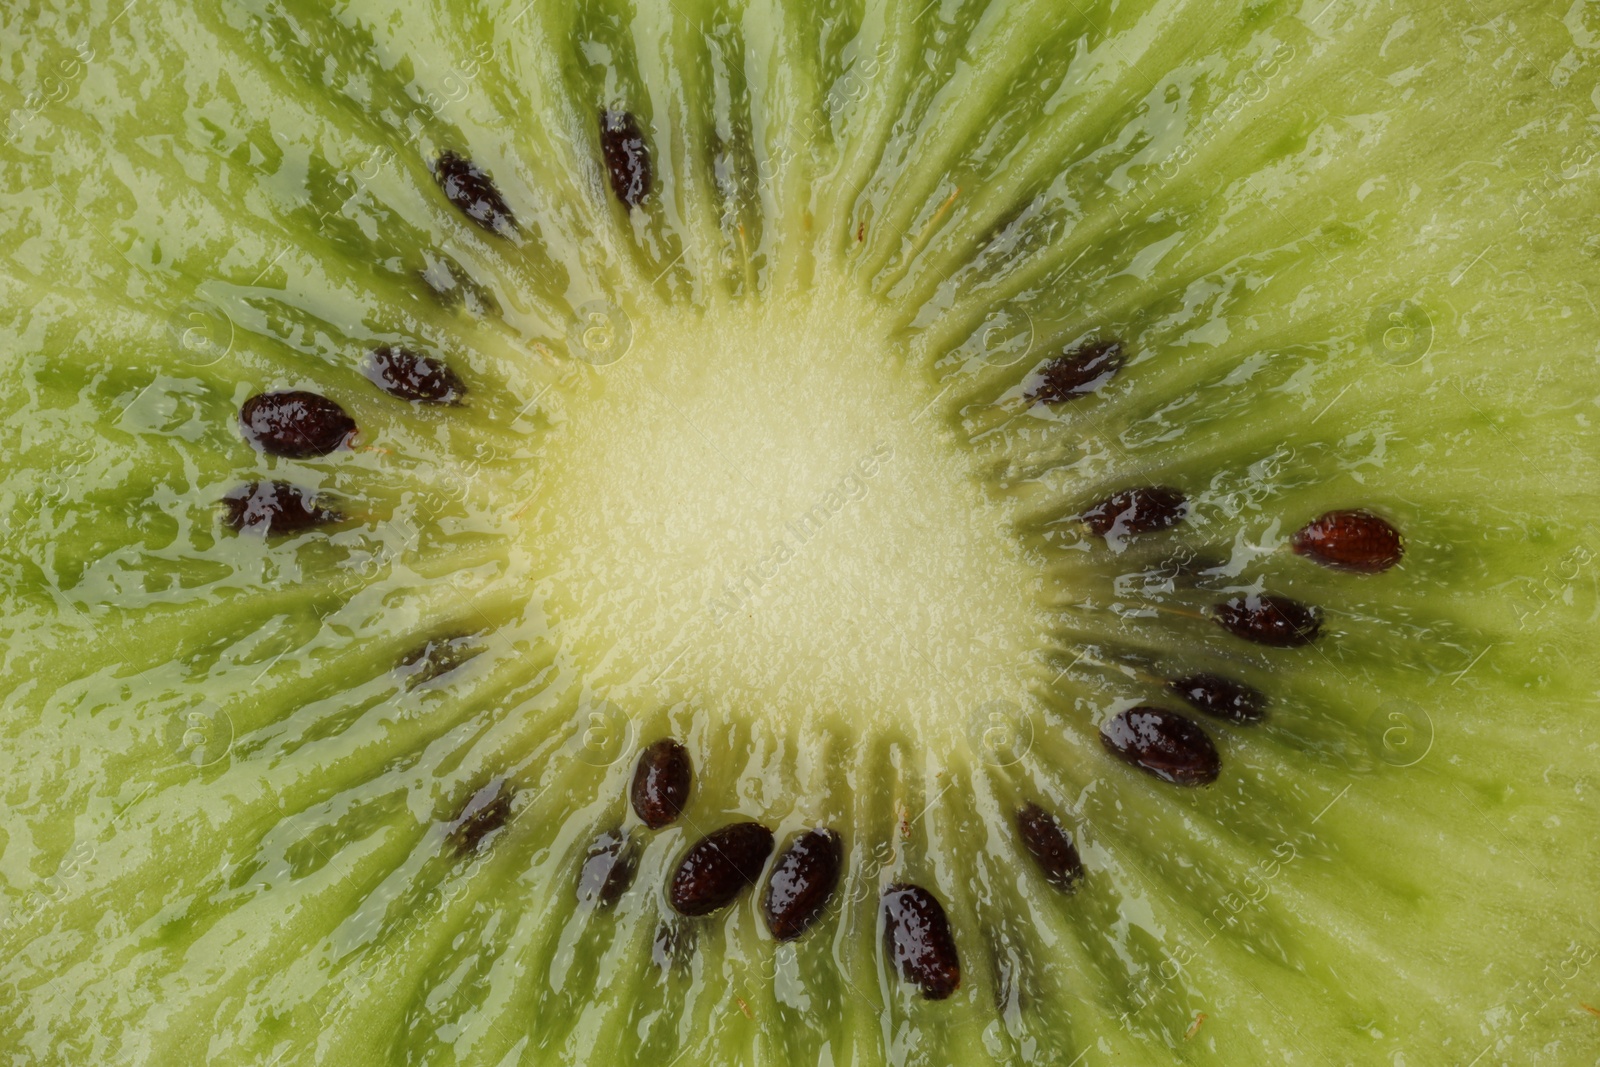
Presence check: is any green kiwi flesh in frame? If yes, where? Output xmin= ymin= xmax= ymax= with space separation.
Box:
xmin=2 ymin=0 xmax=1599 ymax=1065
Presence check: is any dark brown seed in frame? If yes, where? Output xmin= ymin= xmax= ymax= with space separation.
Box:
xmin=600 ymin=110 xmax=652 ymax=208
xmin=631 ymin=738 xmax=692 ymax=829
xmin=882 ymin=883 xmax=961 ymax=1000
xmin=448 ymin=782 xmax=513 ymax=854
xmin=239 ymin=390 xmax=357 ymax=458
xmin=397 ymin=634 xmax=481 ymax=687
xmin=576 ymin=828 xmax=639 ymax=906
xmin=761 ymin=829 xmax=844 ymax=941
xmin=1015 ymin=804 xmax=1084 ymax=891
xmin=1168 ymin=672 xmax=1267 ymax=724
xmin=221 ymin=481 xmax=342 ymax=536
xmin=1291 ymin=509 xmax=1404 ymax=573
xmin=1080 ymin=486 xmax=1188 ymax=538
xmin=668 ymin=822 xmax=775 ymax=917
xmin=1025 ymin=340 xmax=1125 ymax=404
xmin=362 ymin=346 xmax=465 ymax=405
xmin=1100 ymin=706 xmax=1220 ymax=786
xmin=434 ymin=150 xmax=515 ymax=234
xmin=1212 ymin=594 xmax=1322 ymax=647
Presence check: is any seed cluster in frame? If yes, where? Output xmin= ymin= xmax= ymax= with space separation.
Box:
xmin=213 ymin=133 xmax=1412 ymax=1004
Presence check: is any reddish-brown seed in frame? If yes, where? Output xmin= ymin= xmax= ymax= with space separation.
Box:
xmin=1025 ymin=340 xmax=1125 ymax=404
xmin=882 ymin=883 xmax=961 ymax=1000
xmin=1291 ymin=509 xmax=1404 ymax=573
xmin=1080 ymin=486 xmax=1188 ymax=538
xmin=630 ymin=739 xmax=692 ymax=829
xmin=600 ymin=110 xmax=652 ymax=208
xmin=577 ymin=828 xmax=639 ymax=906
xmin=239 ymin=391 xmax=357 ymax=458
xmin=1212 ymin=594 xmax=1322 ymax=647
xmin=668 ymin=822 xmax=775 ymax=917
xmin=434 ymin=150 xmax=515 ymax=234
xmin=1015 ymin=804 xmax=1084 ymax=891
xmin=362 ymin=346 xmax=465 ymax=404
xmin=448 ymin=781 xmax=513 ymax=854
xmin=1100 ymin=707 xmax=1220 ymax=785
xmin=761 ymin=829 xmax=844 ymax=941
xmin=221 ymin=481 xmax=342 ymax=535
xmin=1168 ymin=672 xmax=1267 ymax=724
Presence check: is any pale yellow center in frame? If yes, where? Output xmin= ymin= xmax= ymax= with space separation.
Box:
xmin=529 ymin=277 xmax=1046 ymax=744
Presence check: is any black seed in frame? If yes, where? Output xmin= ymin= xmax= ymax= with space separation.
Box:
xmin=362 ymin=346 xmax=465 ymax=404
xmin=434 ymin=150 xmax=515 ymax=234
xmin=631 ymin=738 xmax=692 ymax=830
xmin=1026 ymin=340 xmax=1125 ymax=404
xmin=1212 ymin=594 xmax=1322 ymax=647
xmin=600 ymin=110 xmax=652 ymax=208
xmin=239 ymin=390 xmax=357 ymax=458
xmin=1100 ymin=706 xmax=1221 ymax=786
xmin=882 ymin=883 xmax=961 ymax=1000
xmin=448 ymin=781 xmax=513 ymax=854
xmin=1168 ymin=672 xmax=1267 ymax=724
xmin=576 ymin=828 xmax=639 ymax=906
xmin=1080 ymin=486 xmax=1188 ymax=538
xmin=761 ymin=828 xmax=844 ymax=941
xmin=668 ymin=822 xmax=775 ymax=917
xmin=221 ymin=481 xmax=342 ymax=536
xmin=1291 ymin=509 xmax=1404 ymax=573
xmin=1015 ymin=804 xmax=1084 ymax=891
xmin=397 ymin=634 xmax=481 ymax=687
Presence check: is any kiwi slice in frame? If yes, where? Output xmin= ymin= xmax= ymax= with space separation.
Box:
xmin=3 ymin=0 xmax=1598 ymax=1063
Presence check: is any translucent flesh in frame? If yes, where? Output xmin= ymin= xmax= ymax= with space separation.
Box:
xmin=2 ymin=0 xmax=1599 ymax=1064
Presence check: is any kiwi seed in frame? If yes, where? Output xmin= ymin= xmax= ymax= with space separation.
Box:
xmin=881 ymin=883 xmax=961 ymax=1000
xmin=630 ymin=738 xmax=693 ymax=829
xmin=1025 ymin=339 xmax=1125 ymax=404
xmin=760 ymin=828 xmax=844 ymax=941
xmin=1292 ymin=509 xmax=1405 ymax=572
xmin=362 ymin=346 xmax=465 ymax=405
xmin=220 ymin=480 xmax=341 ymax=535
xmin=667 ymin=822 xmax=775 ymax=917
xmin=238 ymin=390 xmax=357 ymax=458
xmin=1212 ymin=594 xmax=1323 ymax=647
xmin=1100 ymin=707 xmax=1221 ymax=786
xmin=1079 ymin=486 xmax=1189 ymax=538
xmin=433 ymin=150 xmax=516 ymax=234
xmin=1015 ymin=804 xmax=1084 ymax=892
xmin=1168 ymin=672 xmax=1268 ymax=724
xmin=576 ymin=828 xmax=640 ymax=906
xmin=599 ymin=110 xmax=652 ymax=207
xmin=447 ymin=781 xmax=514 ymax=855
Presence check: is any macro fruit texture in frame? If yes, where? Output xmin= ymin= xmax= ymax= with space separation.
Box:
xmin=1 ymin=1 xmax=1598 ymax=1065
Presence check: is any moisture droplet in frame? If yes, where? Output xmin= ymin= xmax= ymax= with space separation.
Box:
xmin=668 ymin=822 xmax=775 ymax=917
xmin=1025 ymin=340 xmax=1125 ymax=404
xmin=221 ymin=481 xmax=342 ymax=536
xmin=239 ymin=391 xmax=357 ymax=458
xmin=362 ymin=346 xmax=465 ymax=404
xmin=1212 ymin=594 xmax=1322 ymax=647
xmin=1015 ymin=804 xmax=1084 ymax=891
xmin=1100 ymin=706 xmax=1221 ymax=786
xmin=1168 ymin=672 xmax=1267 ymax=724
xmin=1291 ymin=509 xmax=1404 ymax=573
xmin=630 ymin=738 xmax=692 ymax=830
xmin=882 ymin=883 xmax=961 ymax=1000
xmin=600 ymin=110 xmax=652 ymax=208
xmin=761 ymin=828 xmax=844 ymax=941
xmin=434 ymin=150 xmax=516 ymax=234
xmin=1080 ymin=486 xmax=1188 ymax=538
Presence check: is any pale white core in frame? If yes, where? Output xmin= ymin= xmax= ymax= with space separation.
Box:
xmin=531 ymin=278 xmax=1045 ymax=742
